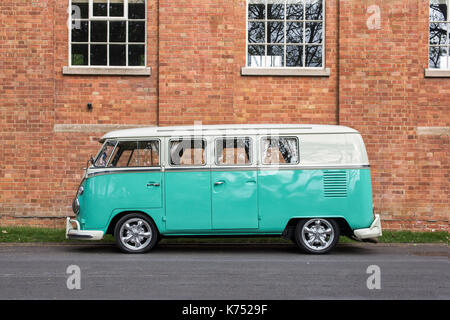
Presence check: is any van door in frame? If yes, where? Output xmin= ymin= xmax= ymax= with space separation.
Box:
xmin=106 ymin=140 xmax=162 ymax=209
xmin=211 ymin=137 xmax=259 ymax=229
xmin=164 ymin=138 xmax=212 ymax=231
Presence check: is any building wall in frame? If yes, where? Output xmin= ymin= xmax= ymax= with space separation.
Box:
xmin=339 ymin=0 xmax=449 ymax=230
xmin=0 ymin=0 xmax=448 ymax=230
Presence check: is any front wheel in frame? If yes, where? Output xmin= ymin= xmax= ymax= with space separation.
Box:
xmin=114 ymin=213 xmax=158 ymax=253
xmin=294 ymin=218 xmax=339 ymax=254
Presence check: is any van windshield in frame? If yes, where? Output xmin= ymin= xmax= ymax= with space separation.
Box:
xmin=94 ymin=140 xmax=117 ymax=167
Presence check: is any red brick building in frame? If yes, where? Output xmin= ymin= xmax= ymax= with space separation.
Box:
xmin=0 ymin=0 xmax=448 ymax=230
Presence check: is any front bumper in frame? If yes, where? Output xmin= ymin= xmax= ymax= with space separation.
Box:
xmin=66 ymin=217 xmax=104 ymax=240
xmin=353 ymin=214 xmax=382 ymax=240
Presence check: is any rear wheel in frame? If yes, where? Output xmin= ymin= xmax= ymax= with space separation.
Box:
xmin=114 ymin=213 xmax=158 ymax=253
xmin=294 ymin=218 xmax=339 ymax=254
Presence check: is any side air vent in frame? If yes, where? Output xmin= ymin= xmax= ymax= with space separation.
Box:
xmin=323 ymin=171 xmax=348 ymax=198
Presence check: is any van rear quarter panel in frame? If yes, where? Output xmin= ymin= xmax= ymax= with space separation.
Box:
xmin=258 ymin=168 xmax=374 ymax=231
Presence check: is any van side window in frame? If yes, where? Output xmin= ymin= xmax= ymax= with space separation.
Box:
xmin=262 ymin=137 xmax=299 ymax=165
xmin=169 ymin=139 xmax=206 ymax=166
xmin=216 ymin=138 xmax=252 ymax=165
xmin=108 ymin=140 xmax=160 ymax=167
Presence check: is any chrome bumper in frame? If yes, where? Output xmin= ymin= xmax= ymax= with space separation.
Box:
xmin=65 ymin=217 xmax=104 ymax=240
xmin=353 ymin=214 xmax=382 ymax=240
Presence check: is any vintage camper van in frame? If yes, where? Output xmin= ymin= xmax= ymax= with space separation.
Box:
xmin=66 ymin=124 xmax=382 ymax=254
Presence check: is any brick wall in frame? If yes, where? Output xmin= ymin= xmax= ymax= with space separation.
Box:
xmin=0 ymin=0 xmax=448 ymax=230
xmin=339 ymin=0 xmax=449 ymax=231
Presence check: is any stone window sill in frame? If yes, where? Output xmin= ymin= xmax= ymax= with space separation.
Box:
xmin=241 ymin=67 xmax=330 ymax=77
xmin=62 ymin=66 xmax=151 ymax=76
xmin=424 ymin=69 xmax=450 ymax=78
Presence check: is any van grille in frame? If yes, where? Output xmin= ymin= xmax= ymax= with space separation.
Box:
xmin=323 ymin=171 xmax=348 ymax=198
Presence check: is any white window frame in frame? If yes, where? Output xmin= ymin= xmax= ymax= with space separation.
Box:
xmin=67 ymin=0 xmax=148 ymax=70
xmin=244 ymin=0 xmax=326 ymax=72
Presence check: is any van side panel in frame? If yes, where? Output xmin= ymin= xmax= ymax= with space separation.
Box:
xmin=257 ymin=168 xmax=373 ymax=232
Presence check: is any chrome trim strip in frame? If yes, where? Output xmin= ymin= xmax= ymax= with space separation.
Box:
xmin=86 ymin=164 xmax=370 ymax=177
xmin=87 ymin=167 xmax=162 ymax=177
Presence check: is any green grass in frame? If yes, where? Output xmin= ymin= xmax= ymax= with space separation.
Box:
xmin=0 ymin=226 xmax=447 ymax=244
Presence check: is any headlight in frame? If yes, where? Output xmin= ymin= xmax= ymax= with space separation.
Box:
xmin=72 ymin=197 xmax=80 ymax=214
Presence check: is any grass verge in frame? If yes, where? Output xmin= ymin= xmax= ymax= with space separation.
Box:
xmin=0 ymin=226 xmax=447 ymax=244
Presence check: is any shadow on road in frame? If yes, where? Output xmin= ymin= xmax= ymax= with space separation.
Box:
xmin=65 ymin=242 xmax=373 ymax=255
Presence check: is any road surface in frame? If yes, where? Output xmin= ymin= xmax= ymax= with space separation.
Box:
xmin=0 ymin=243 xmax=447 ymax=299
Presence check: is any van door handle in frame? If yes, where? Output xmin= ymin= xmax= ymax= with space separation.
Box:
xmin=214 ymin=181 xmax=224 ymax=186
xmin=147 ymin=183 xmax=160 ymax=187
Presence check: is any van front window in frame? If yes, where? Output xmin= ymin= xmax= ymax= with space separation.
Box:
xmin=94 ymin=140 xmax=117 ymax=167
xmin=108 ymin=140 xmax=160 ymax=167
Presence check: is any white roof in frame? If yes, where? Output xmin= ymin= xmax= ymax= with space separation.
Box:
xmin=100 ymin=124 xmax=359 ymax=142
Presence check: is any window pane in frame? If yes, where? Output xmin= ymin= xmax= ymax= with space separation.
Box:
xmin=430 ymin=22 xmax=447 ymax=45
xmin=267 ymin=22 xmax=284 ymax=43
xmin=429 ymin=0 xmax=448 ymax=22
xmin=129 ymin=0 xmax=146 ymax=19
xmin=286 ymin=1 xmax=304 ymax=20
xmin=91 ymin=21 xmax=107 ymax=42
xmin=305 ymin=22 xmax=323 ymax=43
xmin=305 ymin=0 xmax=323 ymax=20
xmin=95 ymin=140 xmax=116 ymax=167
xmin=140 ymin=141 xmax=160 ymax=167
xmin=109 ymin=44 xmax=126 ymax=66
xmin=108 ymin=141 xmax=159 ymax=167
xmin=129 ymin=44 xmax=145 ymax=66
xmin=268 ymin=1 xmax=285 ymax=20
xmin=429 ymin=46 xmax=448 ymax=68
xmin=170 ymin=140 xmax=206 ymax=166
xmin=71 ymin=21 xmax=88 ymax=42
xmin=109 ymin=0 xmax=124 ymax=17
xmin=90 ymin=44 xmax=107 ymax=65
xmin=267 ymin=45 xmax=284 ymax=67
xmin=248 ymin=1 xmax=265 ymax=20
xmin=286 ymin=45 xmax=303 ymax=67
xmin=248 ymin=22 xmax=265 ymax=43
xmin=305 ymin=45 xmax=322 ymax=67
xmin=71 ymin=44 xmax=88 ymax=65
xmin=287 ymin=22 xmax=303 ymax=43
xmin=108 ymin=141 xmax=136 ymax=167
xmin=248 ymin=45 xmax=265 ymax=67
xmin=110 ymin=21 xmax=126 ymax=42
xmin=72 ymin=0 xmax=88 ymax=19
xmin=216 ymin=138 xmax=251 ymax=165
xmin=262 ymin=137 xmax=299 ymax=164
xmin=93 ymin=0 xmax=107 ymax=16
xmin=128 ymin=21 xmax=145 ymax=42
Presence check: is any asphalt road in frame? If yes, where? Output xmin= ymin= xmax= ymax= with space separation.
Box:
xmin=0 ymin=243 xmax=447 ymax=300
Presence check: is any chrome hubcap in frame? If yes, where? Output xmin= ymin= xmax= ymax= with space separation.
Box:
xmin=301 ymin=219 xmax=334 ymax=251
xmin=119 ymin=218 xmax=152 ymax=251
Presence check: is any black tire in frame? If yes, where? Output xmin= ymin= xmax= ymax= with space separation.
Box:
xmin=114 ymin=213 xmax=158 ymax=254
xmin=294 ymin=218 xmax=340 ymax=254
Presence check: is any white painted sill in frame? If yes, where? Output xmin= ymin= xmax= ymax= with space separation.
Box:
xmin=424 ymin=69 xmax=450 ymax=78
xmin=62 ymin=66 xmax=151 ymax=76
xmin=241 ymin=67 xmax=330 ymax=77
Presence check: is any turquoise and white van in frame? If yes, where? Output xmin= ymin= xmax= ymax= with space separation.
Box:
xmin=66 ymin=124 xmax=382 ymax=254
